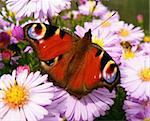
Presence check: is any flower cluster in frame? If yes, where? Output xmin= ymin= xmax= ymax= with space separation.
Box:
xmin=0 ymin=0 xmax=149 ymax=121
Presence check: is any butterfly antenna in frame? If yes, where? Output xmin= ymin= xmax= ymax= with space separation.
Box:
xmin=91 ymin=12 xmax=117 ymax=32
xmin=91 ymin=1 xmax=98 ymax=15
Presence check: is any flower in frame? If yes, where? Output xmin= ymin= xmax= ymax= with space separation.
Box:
xmin=0 ymin=32 xmax=10 ymax=48
xmin=123 ymin=96 xmax=150 ymax=121
xmin=139 ymin=42 xmax=150 ymax=56
xmin=0 ymin=70 xmax=54 ymax=121
xmin=79 ymin=0 xmax=87 ymax=5
xmin=0 ymin=23 xmax=24 ymax=44
xmin=0 ymin=49 xmax=20 ymax=65
xmin=79 ymin=1 xmax=108 ymax=17
xmin=6 ymin=0 xmax=71 ymax=19
xmin=136 ymin=14 xmax=143 ymax=23
xmin=117 ymin=22 xmax=144 ymax=45
xmin=83 ymin=11 xmax=123 ymax=33
xmin=101 ymin=11 xmax=120 ymax=21
xmin=75 ymin=23 xmax=122 ymax=63
xmin=120 ymin=56 xmax=150 ymax=100
xmin=51 ymin=87 xmax=116 ymax=121
xmin=24 ymin=46 xmax=34 ymax=54
xmin=2 ymin=50 xmax=12 ymax=61
xmin=41 ymin=87 xmax=68 ymax=121
xmin=16 ymin=65 xmax=30 ymax=75
xmin=120 ymin=41 xmax=139 ymax=62
xmin=0 ymin=15 xmax=10 ymax=31
xmin=11 ymin=26 xmax=24 ymax=43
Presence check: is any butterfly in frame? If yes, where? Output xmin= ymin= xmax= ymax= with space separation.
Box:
xmin=23 ymin=23 xmax=120 ymax=98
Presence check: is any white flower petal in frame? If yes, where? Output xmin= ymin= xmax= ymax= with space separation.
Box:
xmin=65 ymin=96 xmax=77 ymax=118
xmin=16 ymin=70 xmax=28 ymax=86
xmin=80 ymin=98 xmax=88 ymax=121
xmin=27 ymin=101 xmax=48 ymax=120
xmin=30 ymin=82 xmax=53 ymax=93
xmin=30 ymin=93 xmax=53 ymax=105
xmin=74 ymin=100 xmax=81 ymax=121
xmin=29 ymin=74 xmax=48 ymax=88
xmin=23 ymin=104 xmax=37 ymax=121
xmin=0 ymin=105 xmax=9 ymax=118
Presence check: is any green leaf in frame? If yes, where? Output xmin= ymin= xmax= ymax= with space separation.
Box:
xmin=95 ymin=86 xmax=126 ymax=121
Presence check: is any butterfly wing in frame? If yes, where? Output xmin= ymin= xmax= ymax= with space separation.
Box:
xmin=24 ymin=23 xmax=78 ymax=61
xmin=24 ymin=24 xmax=120 ymax=98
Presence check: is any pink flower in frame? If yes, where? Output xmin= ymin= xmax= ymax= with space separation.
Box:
xmin=136 ymin=14 xmax=143 ymax=23
xmin=123 ymin=96 xmax=150 ymax=121
xmin=16 ymin=65 xmax=30 ymax=75
xmin=2 ymin=50 xmax=12 ymax=61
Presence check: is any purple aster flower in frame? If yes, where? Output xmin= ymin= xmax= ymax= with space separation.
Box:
xmin=41 ymin=87 xmax=68 ymax=121
xmin=12 ymin=26 xmax=24 ymax=40
xmin=101 ymin=11 xmax=120 ymax=21
xmin=75 ymin=23 xmax=122 ymax=64
xmin=49 ymin=86 xmax=116 ymax=121
xmin=0 ymin=70 xmax=55 ymax=121
xmin=79 ymin=1 xmax=108 ymax=17
xmin=139 ymin=42 xmax=150 ymax=56
xmin=120 ymin=55 xmax=150 ymax=100
xmin=0 ymin=15 xmax=10 ymax=31
xmin=117 ymin=22 xmax=144 ymax=46
xmin=123 ymin=96 xmax=150 ymax=121
xmin=6 ymin=0 xmax=71 ymax=19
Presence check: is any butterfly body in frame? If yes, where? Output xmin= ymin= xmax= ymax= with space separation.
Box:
xmin=24 ymin=23 xmax=120 ymax=98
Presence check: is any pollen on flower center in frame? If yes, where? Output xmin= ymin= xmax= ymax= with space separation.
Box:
xmin=119 ymin=29 xmax=130 ymax=37
xmin=144 ymin=118 xmax=150 ymax=121
xmin=3 ymin=84 xmax=28 ymax=109
xmin=123 ymin=50 xmax=135 ymax=59
xmin=101 ymin=21 xmax=111 ymax=28
xmin=92 ymin=36 xmax=104 ymax=47
xmin=139 ymin=68 xmax=150 ymax=82
xmin=144 ymin=36 xmax=150 ymax=42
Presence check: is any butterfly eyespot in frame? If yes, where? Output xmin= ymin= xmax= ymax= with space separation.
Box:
xmin=102 ymin=61 xmax=118 ymax=84
xmin=45 ymin=55 xmax=63 ymax=66
xmin=28 ymin=23 xmax=46 ymax=40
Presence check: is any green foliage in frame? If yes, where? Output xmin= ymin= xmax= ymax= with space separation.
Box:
xmin=95 ymin=87 xmax=126 ymax=121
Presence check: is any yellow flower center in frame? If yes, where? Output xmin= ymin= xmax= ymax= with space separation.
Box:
xmin=144 ymin=118 xmax=150 ymax=121
xmin=123 ymin=50 xmax=135 ymax=59
xmin=3 ymin=84 xmax=28 ymax=109
xmin=92 ymin=36 xmax=104 ymax=47
xmin=119 ymin=29 xmax=130 ymax=37
xmin=6 ymin=29 xmax=12 ymax=36
xmin=101 ymin=21 xmax=111 ymax=28
xmin=8 ymin=11 xmax=16 ymax=17
xmin=144 ymin=36 xmax=150 ymax=42
xmin=139 ymin=68 xmax=150 ymax=82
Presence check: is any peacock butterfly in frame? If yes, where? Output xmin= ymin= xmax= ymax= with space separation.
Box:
xmin=23 ymin=23 xmax=120 ymax=98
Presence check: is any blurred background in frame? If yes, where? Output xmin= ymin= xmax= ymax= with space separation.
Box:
xmin=102 ymin=0 xmax=149 ymax=34
xmin=0 ymin=0 xmax=149 ymax=33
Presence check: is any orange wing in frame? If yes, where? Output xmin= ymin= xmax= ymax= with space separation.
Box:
xmin=37 ymin=33 xmax=73 ymax=60
xmin=24 ymin=24 xmax=120 ymax=98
